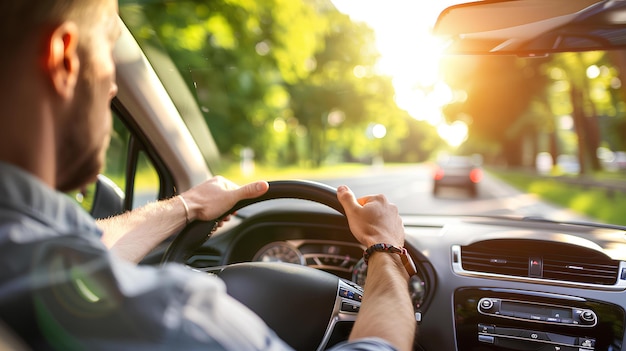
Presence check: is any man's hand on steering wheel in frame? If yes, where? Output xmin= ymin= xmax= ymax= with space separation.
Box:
xmin=180 ymin=176 xmax=269 ymax=224
xmin=336 ymin=185 xmax=405 ymax=248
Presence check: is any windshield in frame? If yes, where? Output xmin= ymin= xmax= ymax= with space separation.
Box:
xmin=119 ymin=0 xmax=626 ymax=226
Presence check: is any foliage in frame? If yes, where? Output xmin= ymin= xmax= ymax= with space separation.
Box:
xmin=441 ymin=49 xmax=626 ymax=174
xmin=120 ymin=0 xmax=442 ymax=169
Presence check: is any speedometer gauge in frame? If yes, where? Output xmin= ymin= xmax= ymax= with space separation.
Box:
xmin=253 ymin=242 xmax=305 ymax=265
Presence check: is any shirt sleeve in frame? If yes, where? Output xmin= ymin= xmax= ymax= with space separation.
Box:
xmin=28 ymin=237 xmax=294 ymax=351
xmin=328 ymin=337 xmax=399 ymax=351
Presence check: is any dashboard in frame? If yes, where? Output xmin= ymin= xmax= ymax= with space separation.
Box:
xmin=249 ymin=238 xmax=427 ymax=312
xmin=184 ymin=208 xmax=626 ymax=351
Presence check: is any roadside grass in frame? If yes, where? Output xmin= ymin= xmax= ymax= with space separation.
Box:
xmin=490 ymin=170 xmax=626 ymax=226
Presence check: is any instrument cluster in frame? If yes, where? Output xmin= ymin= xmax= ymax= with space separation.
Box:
xmin=253 ymin=239 xmax=427 ymax=310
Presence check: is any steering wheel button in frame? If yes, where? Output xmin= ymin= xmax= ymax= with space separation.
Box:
xmin=341 ymin=302 xmax=360 ymax=313
xmin=339 ymin=288 xmax=349 ymax=298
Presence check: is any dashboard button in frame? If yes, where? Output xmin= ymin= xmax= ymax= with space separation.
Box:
xmin=478 ymin=335 xmax=495 ymax=344
xmin=480 ymin=299 xmax=494 ymax=310
xmin=478 ymin=324 xmax=495 ymax=334
xmin=520 ymin=330 xmax=548 ymax=341
xmin=580 ymin=310 xmax=596 ymax=323
xmin=577 ymin=337 xmax=595 ymax=348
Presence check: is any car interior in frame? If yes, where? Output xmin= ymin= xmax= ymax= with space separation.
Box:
xmin=63 ymin=0 xmax=626 ymax=350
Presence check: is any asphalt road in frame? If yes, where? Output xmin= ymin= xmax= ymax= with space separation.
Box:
xmin=133 ymin=163 xmax=587 ymax=222
xmin=311 ymin=164 xmax=587 ymax=221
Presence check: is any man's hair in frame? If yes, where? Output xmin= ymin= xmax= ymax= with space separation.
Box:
xmin=0 ymin=0 xmax=113 ymax=64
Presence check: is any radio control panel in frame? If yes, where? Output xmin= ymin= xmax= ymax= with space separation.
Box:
xmin=477 ymin=298 xmax=597 ymax=327
xmin=478 ymin=323 xmax=596 ymax=351
xmin=454 ymin=288 xmax=625 ymax=351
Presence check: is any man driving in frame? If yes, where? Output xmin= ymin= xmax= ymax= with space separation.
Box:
xmin=0 ymin=0 xmax=416 ymax=350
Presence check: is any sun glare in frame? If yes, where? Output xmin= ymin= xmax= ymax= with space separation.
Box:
xmin=332 ymin=0 xmax=467 ymax=147
xmin=437 ymin=121 xmax=468 ymax=148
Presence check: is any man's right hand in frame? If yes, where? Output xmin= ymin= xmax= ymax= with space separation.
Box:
xmin=336 ymin=185 xmax=405 ymax=248
xmin=335 ymin=185 xmax=416 ymax=351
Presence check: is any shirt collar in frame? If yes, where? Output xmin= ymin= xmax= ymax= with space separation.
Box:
xmin=0 ymin=161 xmax=100 ymax=237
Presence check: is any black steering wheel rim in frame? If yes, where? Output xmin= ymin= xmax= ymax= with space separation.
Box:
xmin=161 ymin=180 xmax=345 ymax=264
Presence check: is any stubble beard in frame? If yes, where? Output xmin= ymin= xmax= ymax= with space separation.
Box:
xmin=55 ymin=69 xmax=110 ymax=193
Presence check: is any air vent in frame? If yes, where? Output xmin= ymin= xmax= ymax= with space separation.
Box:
xmin=461 ymin=249 xmax=528 ymax=277
xmin=459 ymin=239 xmax=621 ymax=286
xmin=543 ymin=257 xmax=618 ymax=285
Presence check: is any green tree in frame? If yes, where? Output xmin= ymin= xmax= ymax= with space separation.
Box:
xmin=287 ymin=9 xmax=379 ymax=166
xmin=122 ymin=0 xmax=441 ymax=168
xmin=125 ymin=0 xmax=328 ymax=162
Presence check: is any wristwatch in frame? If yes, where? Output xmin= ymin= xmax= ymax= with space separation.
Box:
xmin=364 ymin=243 xmax=418 ymax=277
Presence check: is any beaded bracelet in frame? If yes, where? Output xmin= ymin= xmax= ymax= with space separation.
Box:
xmin=363 ymin=243 xmax=417 ymax=276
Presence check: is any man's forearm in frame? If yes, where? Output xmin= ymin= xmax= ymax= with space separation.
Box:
xmin=349 ymin=252 xmax=416 ymax=351
xmin=97 ymin=196 xmax=187 ymax=263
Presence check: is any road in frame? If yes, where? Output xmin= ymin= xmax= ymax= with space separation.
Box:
xmin=310 ymin=164 xmax=587 ymax=221
xmin=134 ymin=163 xmax=587 ymax=221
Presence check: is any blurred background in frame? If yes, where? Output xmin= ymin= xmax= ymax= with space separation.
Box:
xmin=115 ymin=0 xmax=626 ymax=224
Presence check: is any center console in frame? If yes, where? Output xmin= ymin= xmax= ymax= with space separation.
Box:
xmin=454 ymin=288 xmax=624 ymax=350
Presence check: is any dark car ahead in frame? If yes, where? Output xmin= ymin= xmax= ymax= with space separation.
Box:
xmin=432 ymin=155 xmax=482 ymax=197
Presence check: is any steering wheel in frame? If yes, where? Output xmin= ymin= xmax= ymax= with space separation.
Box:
xmin=162 ymin=180 xmax=362 ymax=351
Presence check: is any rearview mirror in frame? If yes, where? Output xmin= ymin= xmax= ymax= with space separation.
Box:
xmin=433 ymin=0 xmax=626 ymax=56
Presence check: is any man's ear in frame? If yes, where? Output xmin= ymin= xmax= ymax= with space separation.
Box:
xmin=43 ymin=22 xmax=80 ymax=100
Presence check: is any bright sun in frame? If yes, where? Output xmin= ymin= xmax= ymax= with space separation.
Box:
xmin=331 ymin=0 xmax=468 ymax=148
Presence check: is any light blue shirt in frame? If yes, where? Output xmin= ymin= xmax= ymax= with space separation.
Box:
xmin=0 ymin=162 xmax=397 ymax=351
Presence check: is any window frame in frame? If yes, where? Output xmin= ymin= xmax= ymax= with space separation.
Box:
xmin=111 ymin=98 xmax=176 ymax=210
